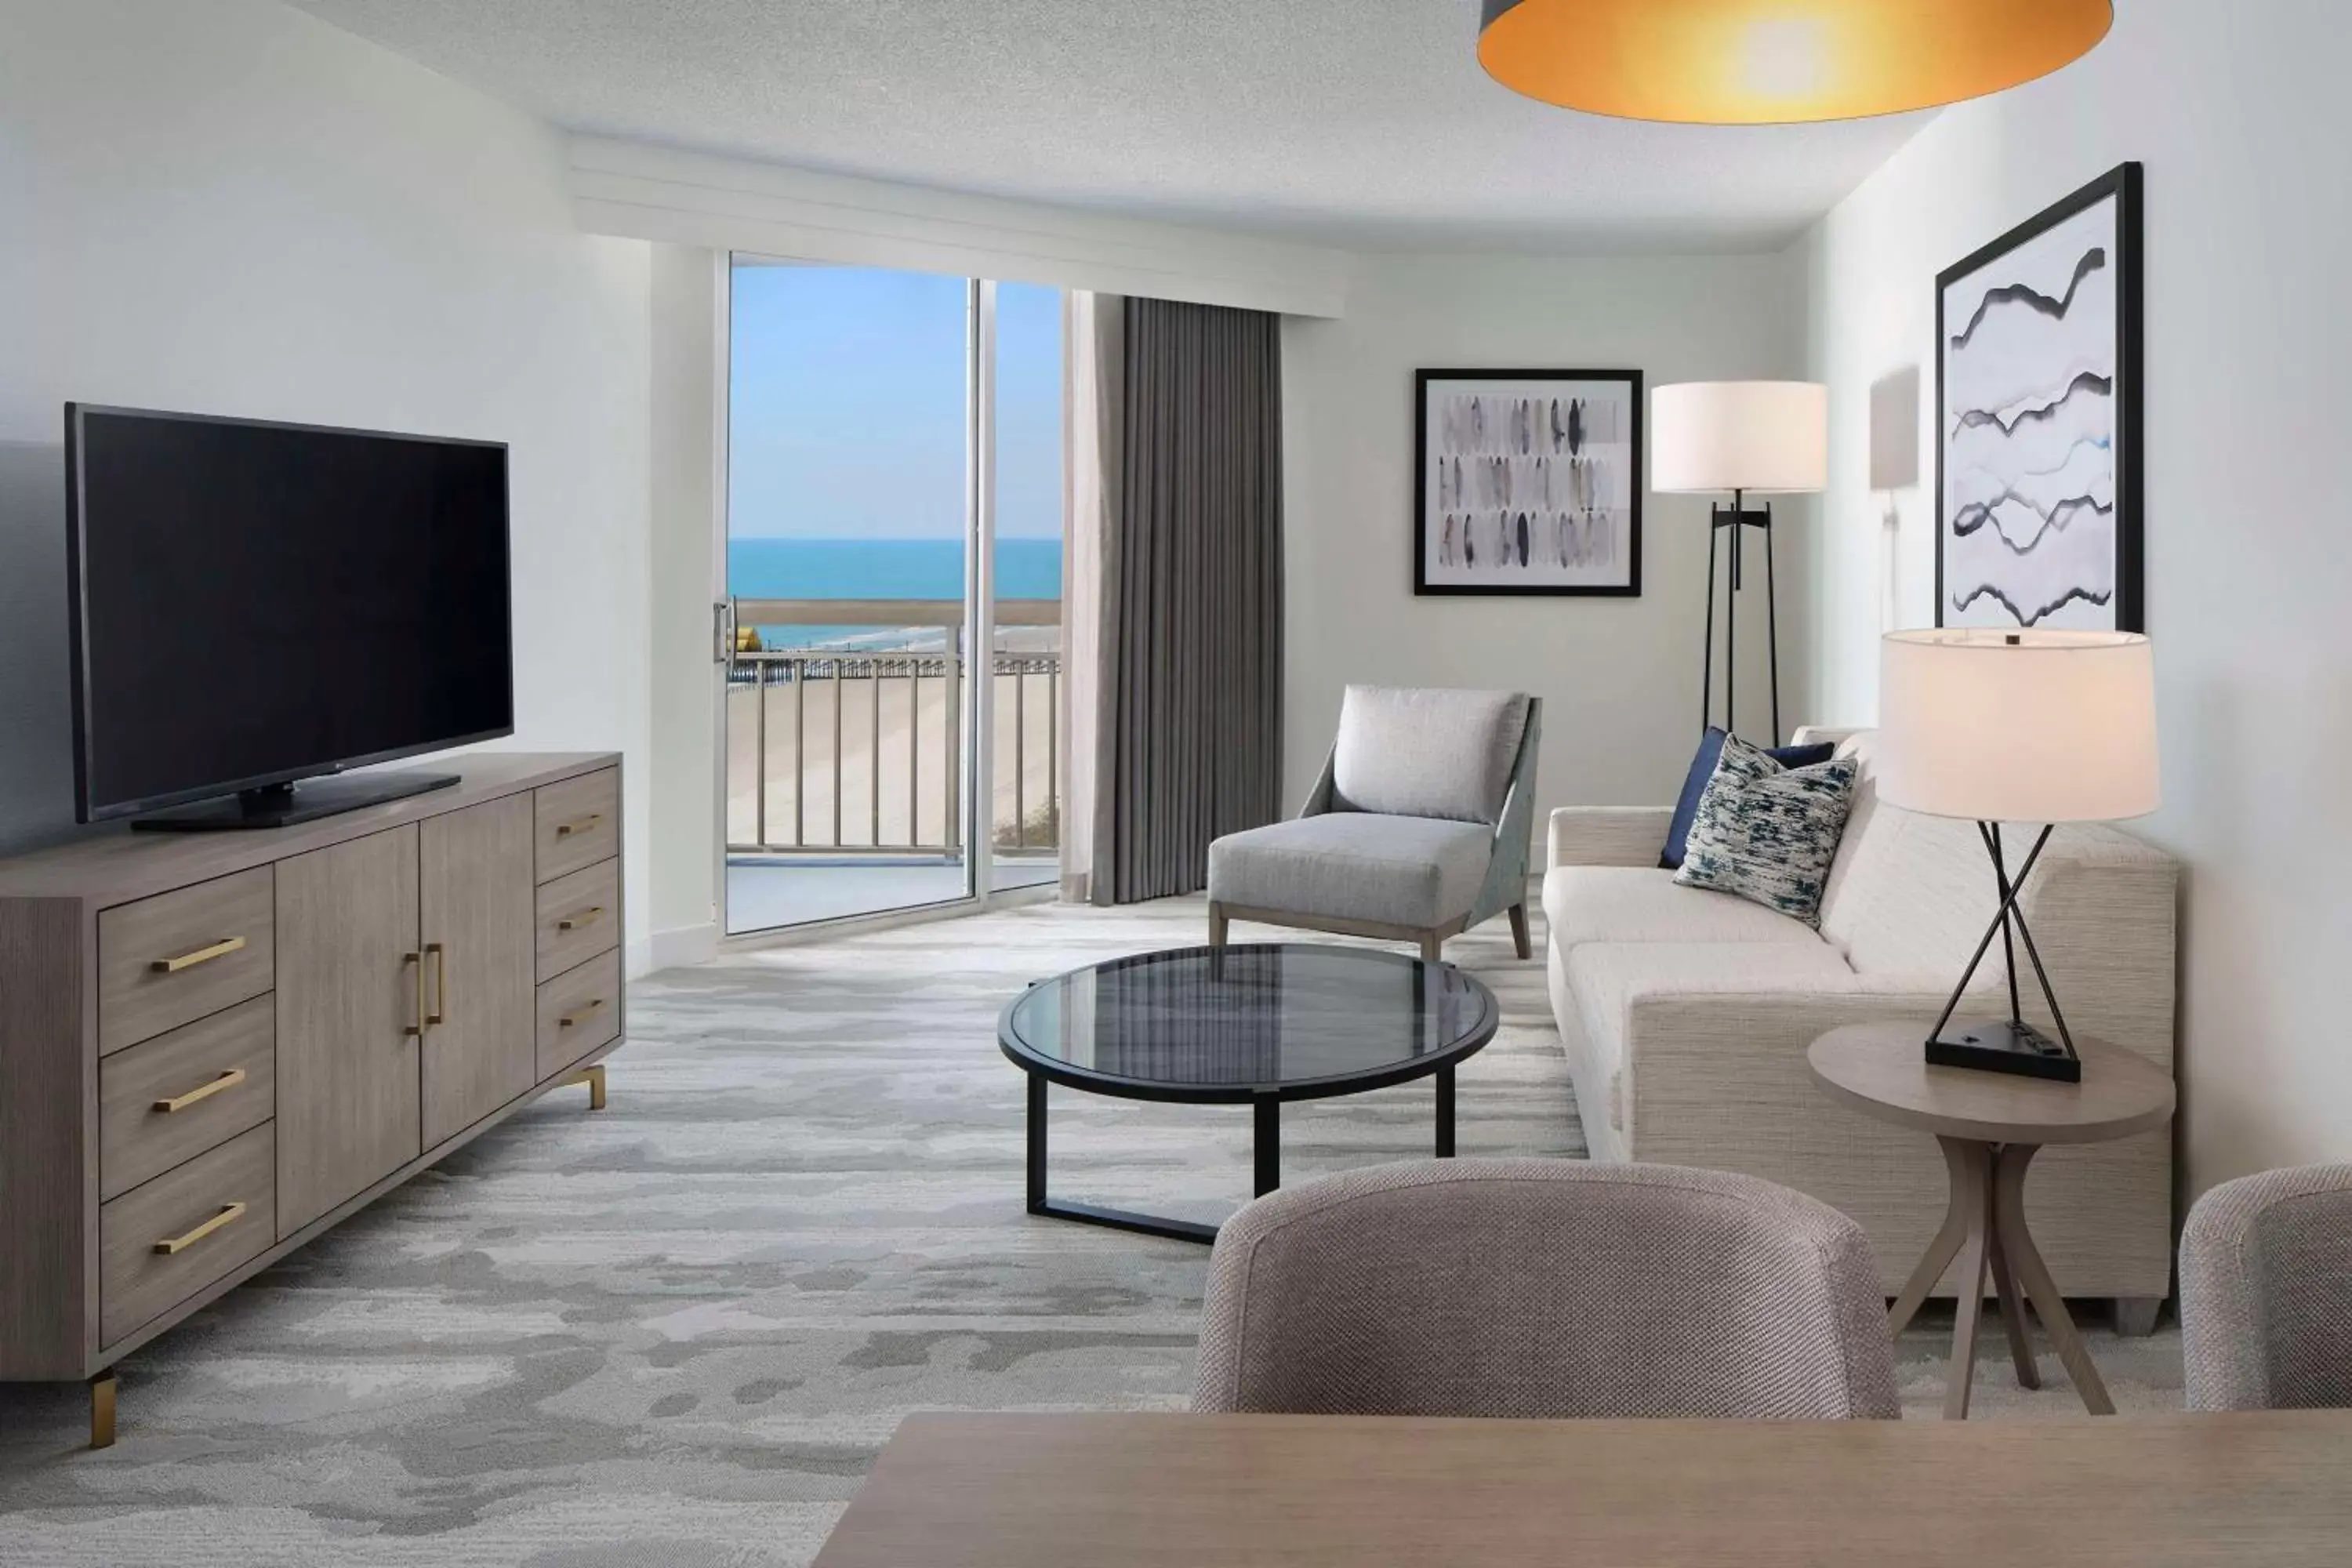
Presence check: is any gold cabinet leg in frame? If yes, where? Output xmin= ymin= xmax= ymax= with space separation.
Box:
xmin=90 ymin=1372 xmax=117 ymax=1450
xmin=564 ymin=1063 xmax=607 ymax=1111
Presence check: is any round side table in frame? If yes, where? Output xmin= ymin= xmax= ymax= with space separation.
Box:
xmin=1807 ymin=1023 xmax=2176 ymax=1420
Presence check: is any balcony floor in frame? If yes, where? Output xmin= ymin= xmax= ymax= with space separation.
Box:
xmin=724 ymin=853 xmax=1058 ymax=934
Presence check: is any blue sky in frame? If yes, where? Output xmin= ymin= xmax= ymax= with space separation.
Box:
xmin=728 ymin=265 xmax=1063 ymax=541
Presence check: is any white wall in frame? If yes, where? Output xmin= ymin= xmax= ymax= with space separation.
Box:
xmin=1283 ymin=252 xmax=1809 ymax=825
xmin=0 ymin=0 xmax=658 ymax=961
xmin=644 ymin=245 xmax=723 ymax=966
xmin=1792 ymin=0 xmax=2352 ymax=1195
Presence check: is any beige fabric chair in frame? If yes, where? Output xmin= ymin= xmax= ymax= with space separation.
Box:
xmin=1543 ymin=725 xmax=2178 ymax=1327
xmin=1192 ymin=1158 xmax=1898 ymax=1420
xmin=2180 ymin=1163 xmax=2352 ymax=1410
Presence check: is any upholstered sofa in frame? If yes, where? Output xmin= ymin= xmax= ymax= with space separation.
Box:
xmin=1544 ymin=726 xmax=2179 ymax=1323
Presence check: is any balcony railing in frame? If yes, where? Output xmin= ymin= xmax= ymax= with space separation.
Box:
xmin=724 ymin=599 xmax=1060 ymax=858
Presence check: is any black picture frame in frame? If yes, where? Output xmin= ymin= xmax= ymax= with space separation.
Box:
xmin=1413 ymin=367 xmax=1644 ymax=597
xmin=1933 ymin=162 xmax=2143 ymax=630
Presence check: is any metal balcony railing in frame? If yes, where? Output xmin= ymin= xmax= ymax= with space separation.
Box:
xmin=724 ymin=599 xmax=1061 ymax=858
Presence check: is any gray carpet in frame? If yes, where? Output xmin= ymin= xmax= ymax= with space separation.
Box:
xmin=0 ymin=893 xmax=2180 ymax=1563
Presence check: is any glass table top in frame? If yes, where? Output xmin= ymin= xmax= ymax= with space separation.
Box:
xmin=998 ymin=943 xmax=1499 ymax=1102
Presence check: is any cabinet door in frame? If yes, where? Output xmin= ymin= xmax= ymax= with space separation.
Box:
xmin=419 ymin=797 xmax=537 ymax=1145
xmin=276 ymin=824 xmax=421 ymax=1236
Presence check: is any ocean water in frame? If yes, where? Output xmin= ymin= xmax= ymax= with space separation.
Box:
xmin=729 ymin=536 xmax=1062 ymax=649
xmin=728 ymin=537 xmax=1062 ymax=601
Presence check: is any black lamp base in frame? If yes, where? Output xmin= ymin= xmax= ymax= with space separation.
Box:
xmin=1926 ymin=1018 xmax=2082 ymax=1083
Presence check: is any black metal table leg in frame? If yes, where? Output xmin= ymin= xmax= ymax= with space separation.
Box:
xmin=1436 ymin=1064 xmax=1456 ymax=1158
xmin=1253 ymin=1094 xmax=1280 ymax=1197
xmin=1022 ymin=1071 xmax=1221 ymax=1244
xmin=1026 ymin=1073 xmax=1049 ymax=1214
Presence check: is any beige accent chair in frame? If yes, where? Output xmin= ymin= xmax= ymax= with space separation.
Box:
xmin=2180 ymin=1164 xmax=2352 ymax=1410
xmin=1207 ymin=687 xmax=1541 ymax=962
xmin=1543 ymin=726 xmax=2179 ymax=1330
xmin=1192 ymin=1158 xmax=1898 ymax=1420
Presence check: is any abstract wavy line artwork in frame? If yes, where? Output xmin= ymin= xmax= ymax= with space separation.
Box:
xmin=1936 ymin=164 xmax=2143 ymax=631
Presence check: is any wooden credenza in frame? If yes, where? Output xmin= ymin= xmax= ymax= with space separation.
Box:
xmin=0 ymin=753 xmax=626 ymax=1442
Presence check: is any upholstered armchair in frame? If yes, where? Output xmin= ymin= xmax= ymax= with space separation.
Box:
xmin=2180 ymin=1163 xmax=2352 ymax=1410
xmin=1192 ymin=1159 xmax=1899 ymax=1420
xmin=1207 ymin=687 xmax=1541 ymax=962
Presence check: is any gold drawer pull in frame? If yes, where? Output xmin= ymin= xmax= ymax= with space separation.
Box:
xmin=151 ymin=935 xmax=246 ymax=974
xmin=425 ymin=942 xmax=448 ymax=1027
xmin=153 ymin=1068 xmax=246 ymax=1114
xmin=559 ymin=997 xmax=607 ymax=1029
xmin=554 ymin=813 xmax=604 ymax=840
xmin=404 ymin=950 xmax=425 ymax=1037
xmin=557 ymin=905 xmax=606 ymax=932
xmin=153 ymin=1201 xmax=246 ymax=1256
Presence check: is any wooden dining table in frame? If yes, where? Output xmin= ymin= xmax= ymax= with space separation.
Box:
xmin=810 ymin=1409 xmax=2352 ymax=1566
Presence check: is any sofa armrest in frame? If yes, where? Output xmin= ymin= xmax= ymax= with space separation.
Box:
xmin=1547 ymin=807 xmax=1672 ymax=869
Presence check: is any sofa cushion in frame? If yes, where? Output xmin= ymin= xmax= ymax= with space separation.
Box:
xmin=1660 ymin=728 xmax=1838 ymax=870
xmin=1542 ymin=866 xmax=1825 ymax=952
xmin=1208 ymin=813 xmax=1493 ymax=929
xmin=1331 ymin=686 xmax=1530 ymax=826
xmin=1814 ymin=728 xmax=2016 ymax=982
xmin=1672 ymin=736 xmax=1858 ymax=927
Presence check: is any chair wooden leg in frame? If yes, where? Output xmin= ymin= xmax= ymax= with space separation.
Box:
xmin=90 ymin=1371 xmax=117 ymax=1450
xmin=1506 ymin=902 xmax=1532 ymax=960
xmin=1207 ymin=902 xmax=1229 ymax=951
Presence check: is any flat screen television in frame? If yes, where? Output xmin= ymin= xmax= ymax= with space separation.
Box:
xmin=66 ymin=404 xmax=514 ymax=830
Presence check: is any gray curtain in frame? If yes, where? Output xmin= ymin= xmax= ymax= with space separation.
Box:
xmin=1100 ymin=297 xmax=1284 ymax=904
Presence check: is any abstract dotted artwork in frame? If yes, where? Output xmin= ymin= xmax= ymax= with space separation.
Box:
xmin=1414 ymin=368 xmax=1642 ymax=596
xmin=1936 ymin=163 xmax=2143 ymax=630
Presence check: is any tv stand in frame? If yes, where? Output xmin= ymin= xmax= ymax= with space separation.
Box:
xmin=0 ymin=753 xmax=624 ymax=1447
xmin=132 ymin=770 xmax=460 ymax=832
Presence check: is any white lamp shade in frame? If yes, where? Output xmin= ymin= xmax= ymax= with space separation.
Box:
xmin=1877 ymin=630 xmax=2159 ymax=822
xmin=1651 ymin=380 xmax=1828 ymax=494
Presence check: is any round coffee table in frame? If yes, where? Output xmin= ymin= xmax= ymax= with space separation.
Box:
xmin=999 ymin=943 xmax=1499 ymax=1243
xmin=1807 ymin=1023 xmax=2176 ymax=1420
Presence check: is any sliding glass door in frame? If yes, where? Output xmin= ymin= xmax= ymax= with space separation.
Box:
xmin=720 ymin=260 xmax=1064 ymax=935
xmin=988 ymin=281 xmax=1065 ymax=894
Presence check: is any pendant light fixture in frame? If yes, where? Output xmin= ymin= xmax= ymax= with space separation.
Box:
xmin=1477 ymin=0 xmax=2112 ymax=125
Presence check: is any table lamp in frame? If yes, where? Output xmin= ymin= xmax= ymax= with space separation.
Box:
xmin=1876 ymin=629 xmax=2158 ymax=1082
xmin=1652 ymin=381 xmax=1828 ymax=743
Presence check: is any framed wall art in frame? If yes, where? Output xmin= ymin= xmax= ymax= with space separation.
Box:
xmin=1414 ymin=368 xmax=1642 ymax=596
xmin=1936 ymin=162 xmax=2143 ymax=630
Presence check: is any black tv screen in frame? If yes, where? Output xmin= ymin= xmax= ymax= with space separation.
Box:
xmin=67 ymin=405 xmax=514 ymax=821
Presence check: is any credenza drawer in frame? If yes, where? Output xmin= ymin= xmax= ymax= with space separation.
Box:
xmin=535 ymin=768 xmax=619 ymax=884
xmin=97 ymin=866 xmax=275 ymax=1055
xmin=100 ymin=1121 xmax=276 ymax=1348
xmin=99 ymin=993 xmax=276 ymax=1202
xmin=537 ymin=949 xmax=621 ymax=1079
xmin=535 ymin=857 xmax=619 ymax=980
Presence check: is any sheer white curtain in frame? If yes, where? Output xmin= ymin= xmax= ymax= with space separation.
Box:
xmin=1059 ymin=292 xmax=1123 ymax=903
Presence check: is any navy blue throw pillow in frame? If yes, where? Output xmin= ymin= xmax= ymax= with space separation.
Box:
xmin=1659 ymin=728 xmax=1838 ymax=870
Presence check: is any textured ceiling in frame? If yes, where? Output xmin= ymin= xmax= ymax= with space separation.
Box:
xmin=290 ymin=0 xmax=1935 ymax=253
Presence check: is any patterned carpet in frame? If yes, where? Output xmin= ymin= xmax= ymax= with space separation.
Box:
xmin=0 ymin=893 xmax=2181 ymax=1564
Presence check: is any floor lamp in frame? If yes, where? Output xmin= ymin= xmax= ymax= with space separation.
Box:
xmin=1652 ymin=382 xmax=1828 ymax=744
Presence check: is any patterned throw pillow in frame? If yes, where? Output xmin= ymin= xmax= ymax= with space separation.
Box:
xmin=1671 ymin=734 xmax=1858 ymax=927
